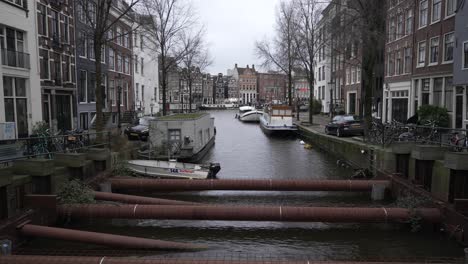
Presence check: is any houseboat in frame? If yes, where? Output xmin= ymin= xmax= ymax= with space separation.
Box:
xmin=127 ymin=160 xmax=220 ymax=179
xmin=141 ymin=113 xmax=216 ymax=162
xmin=259 ymin=105 xmax=297 ymax=136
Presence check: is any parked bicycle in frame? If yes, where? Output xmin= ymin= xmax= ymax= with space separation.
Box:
xmin=449 ymin=132 xmax=468 ymax=152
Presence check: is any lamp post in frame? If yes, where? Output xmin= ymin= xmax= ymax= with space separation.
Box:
xmin=116 ymin=74 xmax=122 ymax=130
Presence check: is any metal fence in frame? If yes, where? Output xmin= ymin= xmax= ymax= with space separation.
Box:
xmin=365 ymin=121 xmax=468 ymax=151
xmin=0 ymin=131 xmax=111 ymax=165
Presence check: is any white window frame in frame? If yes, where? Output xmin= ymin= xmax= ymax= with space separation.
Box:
xmin=429 ymin=36 xmax=439 ymax=66
xmin=445 ymin=0 xmax=457 ymax=18
xmin=419 ymin=0 xmax=428 ymax=29
xmin=431 ymin=0 xmax=442 ymax=24
xmin=443 ymin=31 xmax=455 ymax=63
xmin=463 ymin=41 xmax=468 ymax=70
xmin=417 ymin=41 xmax=427 ymax=67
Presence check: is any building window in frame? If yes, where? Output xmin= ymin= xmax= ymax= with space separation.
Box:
xmin=419 ymin=0 xmax=428 ymax=28
xmin=397 ymin=13 xmax=403 ymax=39
xmin=396 ymin=50 xmax=402 ymax=75
xmin=116 ymin=26 xmax=122 ymax=45
xmin=388 ymin=52 xmax=395 ymax=76
xmin=429 ymin=37 xmax=439 ymax=64
xmin=351 ymin=67 xmax=356 ymax=84
xmin=141 ymin=58 xmax=144 ymax=75
xmin=109 ymin=79 xmax=115 ymax=105
xmin=446 ymin=0 xmax=457 ymax=17
xmin=88 ymin=38 xmax=95 ymax=60
xmin=135 ymin=55 xmax=138 ymax=73
xmin=89 ymin=73 xmax=96 ymax=103
xmin=433 ymin=78 xmax=443 ymax=107
xmin=142 ymin=85 xmax=145 ymax=102
xmin=3 ymin=76 xmax=28 ymax=138
xmin=62 ymin=55 xmax=70 ymax=82
xmin=432 ymin=0 xmax=442 ymax=22
xmin=417 ymin=41 xmax=426 ymax=67
xmin=421 ymin=78 xmax=430 ymax=105
xmin=463 ymin=42 xmax=468 ymax=69
xmin=51 ymin=10 xmax=60 ymax=41
xmin=406 ymin=9 xmax=413 ymax=35
xmin=109 ymin=48 xmax=115 ymax=70
xmin=124 ymin=56 xmax=130 ymax=74
xmin=39 ymin=49 xmax=49 ymax=79
xmin=124 ymin=32 xmax=129 ymax=48
xmin=136 ymin=83 xmax=139 ymax=101
xmin=78 ymin=32 xmax=86 ymax=57
xmin=62 ymin=16 xmax=69 ymax=43
xmin=404 ymin=47 xmax=411 ymax=73
xmin=37 ymin=3 xmax=47 ymax=36
xmin=444 ymin=32 xmax=454 ymax=62
xmin=117 ymin=53 xmax=122 ymax=72
xmin=79 ymin=70 xmax=87 ymax=103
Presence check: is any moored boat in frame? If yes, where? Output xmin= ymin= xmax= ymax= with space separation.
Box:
xmin=259 ymin=105 xmax=297 ymax=136
xmin=127 ymin=160 xmax=221 ymax=179
xmin=239 ymin=110 xmax=264 ymax=122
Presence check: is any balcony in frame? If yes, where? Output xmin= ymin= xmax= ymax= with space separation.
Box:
xmin=1 ymin=49 xmax=30 ymax=69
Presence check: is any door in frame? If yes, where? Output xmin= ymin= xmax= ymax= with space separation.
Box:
xmin=56 ymin=94 xmax=72 ymax=131
xmin=392 ymin=98 xmax=409 ymax=123
xmin=455 ymin=95 xmax=463 ymax=129
xmin=0 ymin=186 xmax=8 ymax=220
xmin=348 ymin=93 xmax=356 ymax=114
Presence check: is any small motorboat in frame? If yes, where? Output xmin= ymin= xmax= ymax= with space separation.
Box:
xmin=127 ymin=160 xmax=221 ymax=179
xmin=239 ymin=110 xmax=264 ymax=122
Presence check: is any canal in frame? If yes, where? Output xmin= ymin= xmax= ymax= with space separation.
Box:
xmin=19 ymin=110 xmax=464 ymax=261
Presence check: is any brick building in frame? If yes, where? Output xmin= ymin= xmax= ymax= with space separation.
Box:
xmin=232 ymin=64 xmax=257 ymax=105
xmin=257 ymin=72 xmax=286 ymax=104
xmin=37 ymin=0 xmax=77 ymax=132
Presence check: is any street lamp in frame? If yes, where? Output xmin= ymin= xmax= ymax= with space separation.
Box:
xmin=116 ymin=73 xmax=123 ymax=130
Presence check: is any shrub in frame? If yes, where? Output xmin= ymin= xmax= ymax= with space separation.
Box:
xmin=417 ymin=105 xmax=450 ymax=128
xmin=310 ymin=99 xmax=323 ymax=114
xmin=57 ymin=179 xmax=95 ymax=204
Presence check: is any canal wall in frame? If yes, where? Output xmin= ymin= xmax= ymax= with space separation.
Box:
xmin=298 ymin=124 xmax=468 ymax=244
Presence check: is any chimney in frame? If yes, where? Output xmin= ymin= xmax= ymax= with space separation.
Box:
xmin=252 ymin=64 xmax=255 ymax=70
xmin=247 ymin=65 xmax=249 ymax=69
xmin=235 ymin=63 xmax=238 ymax=68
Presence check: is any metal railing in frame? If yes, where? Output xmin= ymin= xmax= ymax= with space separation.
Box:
xmin=365 ymin=120 xmax=468 ymax=151
xmin=1 ymin=49 xmax=30 ymax=69
xmin=0 ymin=131 xmax=111 ymax=164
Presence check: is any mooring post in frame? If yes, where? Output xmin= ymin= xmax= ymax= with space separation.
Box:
xmin=371 ymin=183 xmax=386 ymax=201
xmin=99 ymin=182 xmax=112 ymax=193
xmin=0 ymin=240 xmax=11 ymax=256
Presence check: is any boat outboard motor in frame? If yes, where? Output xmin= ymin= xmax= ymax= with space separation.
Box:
xmin=208 ymin=163 xmax=221 ymax=179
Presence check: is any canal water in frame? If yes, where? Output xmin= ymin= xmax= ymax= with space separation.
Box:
xmin=21 ymin=110 xmax=464 ymax=261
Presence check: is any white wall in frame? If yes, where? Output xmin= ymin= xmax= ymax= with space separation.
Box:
xmin=133 ymin=26 xmax=159 ymax=116
xmin=0 ymin=0 xmax=42 ymax=137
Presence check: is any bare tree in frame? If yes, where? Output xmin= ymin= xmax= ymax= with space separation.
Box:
xmin=256 ymin=1 xmax=298 ymax=106
xmin=76 ymin=0 xmax=141 ymax=139
xmin=292 ymin=0 xmax=324 ymax=124
xmin=180 ymin=28 xmax=212 ymax=112
xmin=141 ymin=0 xmax=198 ymax=116
xmin=325 ymin=0 xmax=386 ymax=131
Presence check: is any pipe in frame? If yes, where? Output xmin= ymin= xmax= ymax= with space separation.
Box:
xmin=0 ymin=256 xmax=455 ymax=264
xmin=19 ymin=224 xmax=204 ymax=250
xmin=57 ymin=204 xmax=441 ymax=223
xmin=93 ymin=191 xmax=200 ymax=205
xmin=110 ymin=179 xmax=391 ymax=192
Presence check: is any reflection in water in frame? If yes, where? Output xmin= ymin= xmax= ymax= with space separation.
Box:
xmin=21 ymin=110 xmax=463 ymax=260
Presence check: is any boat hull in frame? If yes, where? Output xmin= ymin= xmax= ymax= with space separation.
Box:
xmin=239 ymin=111 xmax=263 ymax=122
xmin=259 ymin=115 xmax=297 ymax=136
xmin=127 ymin=160 xmax=210 ymax=179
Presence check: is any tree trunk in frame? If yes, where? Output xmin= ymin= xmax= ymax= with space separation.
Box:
xmin=288 ymin=70 xmax=292 ymax=106
xmin=161 ymin=56 xmax=167 ymax=116
xmin=308 ymin=77 xmax=314 ymax=124
xmin=94 ymin=39 xmax=104 ymax=143
xmin=189 ymin=78 xmax=192 ymax=113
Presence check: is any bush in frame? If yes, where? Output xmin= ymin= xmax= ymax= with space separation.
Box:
xmin=417 ymin=105 xmax=450 ymax=127
xmin=57 ymin=179 xmax=95 ymax=204
xmin=310 ymin=99 xmax=323 ymax=114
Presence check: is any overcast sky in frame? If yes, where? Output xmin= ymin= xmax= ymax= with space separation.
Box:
xmin=191 ymin=0 xmax=280 ymax=75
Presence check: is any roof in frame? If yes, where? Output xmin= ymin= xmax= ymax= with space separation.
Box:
xmin=236 ymin=67 xmax=256 ymax=76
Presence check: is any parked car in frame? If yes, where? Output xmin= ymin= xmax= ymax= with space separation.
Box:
xmin=325 ymin=115 xmax=363 ymax=137
xmin=124 ymin=116 xmax=156 ymax=141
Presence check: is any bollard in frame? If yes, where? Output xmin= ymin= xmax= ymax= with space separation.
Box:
xmin=0 ymin=240 xmax=11 ymax=256
xmin=99 ymin=182 xmax=112 ymax=193
xmin=371 ymin=183 xmax=386 ymax=201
